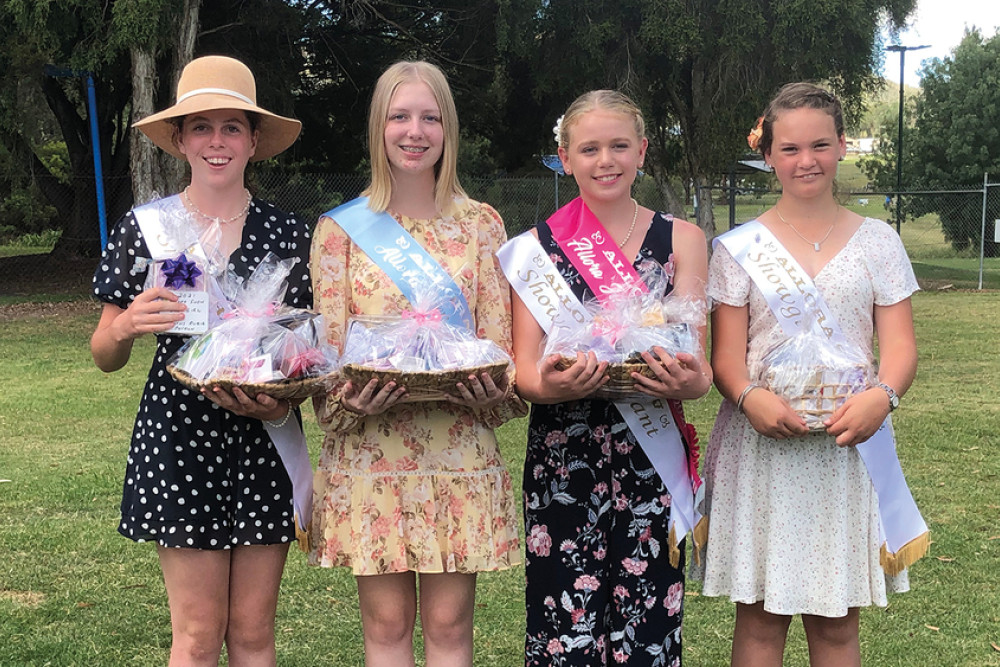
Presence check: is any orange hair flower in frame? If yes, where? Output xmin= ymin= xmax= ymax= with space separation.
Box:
xmin=747 ymin=116 xmax=764 ymax=152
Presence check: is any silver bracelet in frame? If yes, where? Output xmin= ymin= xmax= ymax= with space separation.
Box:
xmin=736 ymin=383 xmax=760 ymax=412
xmin=264 ymin=399 xmax=292 ymax=428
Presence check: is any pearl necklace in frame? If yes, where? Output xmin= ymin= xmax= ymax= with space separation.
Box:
xmin=618 ymin=198 xmax=640 ymax=247
xmin=775 ymin=204 xmax=838 ymax=252
xmin=182 ymin=187 xmax=252 ymax=226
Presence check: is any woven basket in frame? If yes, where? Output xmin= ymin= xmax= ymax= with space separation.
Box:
xmin=762 ymin=365 xmax=867 ymax=431
xmin=555 ymin=356 xmax=658 ymax=398
xmin=342 ymin=361 xmax=509 ymax=401
xmin=168 ymin=365 xmax=337 ymax=400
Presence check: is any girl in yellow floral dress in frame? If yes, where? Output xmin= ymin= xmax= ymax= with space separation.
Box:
xmin=308 ymin=60 xmax=526 ymax=665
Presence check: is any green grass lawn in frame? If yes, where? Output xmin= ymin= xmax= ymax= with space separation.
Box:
xmin=1 ymin=292 xmax=998 ymax=665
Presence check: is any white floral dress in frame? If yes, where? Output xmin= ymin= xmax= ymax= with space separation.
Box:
xmin=696 ymin=218 xmax=919 ymax=617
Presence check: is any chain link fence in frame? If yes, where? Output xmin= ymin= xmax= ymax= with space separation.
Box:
xmin=1 ymin=173 xmax=997 ymax=294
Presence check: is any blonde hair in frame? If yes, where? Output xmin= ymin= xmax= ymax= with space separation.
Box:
xmin=363 ymin=61 xmax=466 ymax=213
xmin=557 ymin=90 xmax=646 ymax=149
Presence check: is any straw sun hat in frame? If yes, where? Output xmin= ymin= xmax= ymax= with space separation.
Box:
xmin=133 ymin=55 xmax=301 ymax=161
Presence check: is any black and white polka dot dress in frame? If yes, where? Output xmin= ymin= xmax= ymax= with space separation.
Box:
xmin=93 ymin=197 xmax=312 ymax=549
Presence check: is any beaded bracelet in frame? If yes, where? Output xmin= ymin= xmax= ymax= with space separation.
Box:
xmin=736 ymin=382 xmax=760 ymax=413
xmin=264 ymin=399 xmax=292 ymax=428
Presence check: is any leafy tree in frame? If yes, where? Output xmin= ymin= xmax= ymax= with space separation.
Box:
xmin=903 ymin=29 xmax=1000 ymax=255
xmin=0 ymin=0 xmax=137 ymax=258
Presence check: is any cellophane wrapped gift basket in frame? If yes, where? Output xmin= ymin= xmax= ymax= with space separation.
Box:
xmin=546 ymin=260 xmax=705 ymax=399
xmin=168 ymin=253 xmax=339 ymax=399
xmin=339 ymin=291 xmax=511 ymax=402
xmin=756 ymin=312 xmax=874 ymax=431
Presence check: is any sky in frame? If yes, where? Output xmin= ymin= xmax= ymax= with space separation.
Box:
xmin=881 ymin=0 xmax=1000 ymax=85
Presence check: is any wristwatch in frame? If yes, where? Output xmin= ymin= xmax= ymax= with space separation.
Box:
xmin=876 ymin=382 xmax=899 ymax=411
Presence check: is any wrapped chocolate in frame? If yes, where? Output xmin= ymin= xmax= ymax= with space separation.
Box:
xmin=756 ymin=317 xmax=874 ymax=431
xmin=546 ymin=260 xmax=705 ymax=398
xmin=136 ymin=195 xmax=233 ymax=335
xmin=167 ymin=252 xmax=339 ymax=399
xmin=340 ymin=292 xmax=511 ymax=402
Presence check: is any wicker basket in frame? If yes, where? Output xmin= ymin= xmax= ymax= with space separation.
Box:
xmin=762 ymin=365 xmax=868 ymax=431
xmin=555 ymin=356 xmax=659 ymax=398
xmin=342 ymin=361 xmax=509 ymax=401
xmin=168 ymin=365 xmax=337 ymax=400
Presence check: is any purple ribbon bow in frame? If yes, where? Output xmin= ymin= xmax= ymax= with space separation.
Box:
xmin=161 ymin=253 xmax=202 ymax=289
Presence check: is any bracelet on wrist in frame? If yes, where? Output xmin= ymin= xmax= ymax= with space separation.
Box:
xmin=264 ymin=399 xmax=292 ymax=428
xmin=736 ymin=382 xmax=760 ymax=413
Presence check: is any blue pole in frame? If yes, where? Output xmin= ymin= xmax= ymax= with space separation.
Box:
xmin=85 ymin=73 xmax=108 ymax=250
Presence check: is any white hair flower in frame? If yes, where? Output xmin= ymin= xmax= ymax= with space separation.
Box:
xmin=552 ymin=115 xmax=564 ymax=145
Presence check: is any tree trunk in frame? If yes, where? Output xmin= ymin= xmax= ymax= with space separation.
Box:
xmin=651 ymin=169 xmax=687 ymax=219
xmin=130 ymin=47 xmax=176 ymax=205
xmin=693 ymin=175 xmax=717 ymax=241
xmin=128 ymin=0 xmax=200 ymax=205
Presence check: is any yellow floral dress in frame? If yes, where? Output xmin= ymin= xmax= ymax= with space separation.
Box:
xmin=309 ymin=198 xmax=526 ymax=575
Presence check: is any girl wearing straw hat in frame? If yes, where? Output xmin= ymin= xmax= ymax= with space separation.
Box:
xmin=90 ymin=55 xmax=308 ymax=665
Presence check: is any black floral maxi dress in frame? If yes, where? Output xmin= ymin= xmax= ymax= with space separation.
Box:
xmin=92 ymin=197 xmax=312 ymax=549
xmin=523 ymin=213 xmax=693 ymax=667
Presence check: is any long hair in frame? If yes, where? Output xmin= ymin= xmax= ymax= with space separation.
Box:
xmin=363 ymin=61 xmax=466 ymax=214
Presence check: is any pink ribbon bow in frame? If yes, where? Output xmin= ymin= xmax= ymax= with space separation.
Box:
xmin=401 ymin=308 xmax=443 ymax=327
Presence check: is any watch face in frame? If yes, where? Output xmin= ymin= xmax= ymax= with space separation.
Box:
xmin=890 ymin=394 xmax=900 ymax=409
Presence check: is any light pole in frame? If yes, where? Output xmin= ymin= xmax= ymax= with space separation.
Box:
xmin=886 ymin=44 xmax=930 ymax=233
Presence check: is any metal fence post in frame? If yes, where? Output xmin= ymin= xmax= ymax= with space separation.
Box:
xmin=980 ymin=172 xmax=988 ymax=291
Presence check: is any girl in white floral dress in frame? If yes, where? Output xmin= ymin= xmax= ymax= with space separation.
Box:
xmin=698 ymin=82 xmax=921 ymax=666
xmin=309 ymin=61 xmax=526 ymax=666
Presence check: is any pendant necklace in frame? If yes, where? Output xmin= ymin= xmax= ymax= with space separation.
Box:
xmin=775 ymin=204 xmax=838 ymax=252
xmin=182 ymin=187 xmax=252 ymax=226
xmin=618 ymin=198 xmax=640 ymax=247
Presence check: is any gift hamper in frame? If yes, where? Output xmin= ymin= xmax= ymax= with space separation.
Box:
xmin=339 ymin=294 xmax=511 ymax=402
xmin=547 ymin=260 xmax=705 ymax=398
xmin=756 ymin=315 xmax=874 ymax=431
xmin=167 ymin=253 xmax=339 ymax=399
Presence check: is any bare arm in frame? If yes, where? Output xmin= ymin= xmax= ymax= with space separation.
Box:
xmin=825 ymin=298 xmax=917 ymax=446
xmin=631 ymin=219 xmax=712 ymax=400
xmin=90 ymin=288 xmax=186 ymax=372
xmin=712 ymin=302 xmax=808 ymax=438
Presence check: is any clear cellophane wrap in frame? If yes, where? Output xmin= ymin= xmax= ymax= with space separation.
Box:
xmin=339 ymin=290 xmax=511 ymax=402
xmin=756 ymin=313 xmax=875 ymax=431
xmin=543 ymin=260 xmax=705 ymax=398
xmin=167 ymin=252 xmax=339 ymax=399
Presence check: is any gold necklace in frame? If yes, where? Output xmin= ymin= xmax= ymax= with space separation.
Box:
xmin=618 ymin=198 xmax=640 ymax=247
xmin=182 ymin=187 xmax=252 ymax=225
xmin=775 ymin=204 xmax=838 ymax=252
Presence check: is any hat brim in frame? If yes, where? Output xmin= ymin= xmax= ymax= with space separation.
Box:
xmin=133 ymin=93 xmax=301 ymax=161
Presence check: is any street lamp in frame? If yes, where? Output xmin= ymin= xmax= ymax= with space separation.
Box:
xmin=885 ymin=44 xmax=930 ymax=233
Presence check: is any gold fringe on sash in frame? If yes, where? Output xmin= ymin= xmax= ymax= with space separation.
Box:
xmin=880 ymin=531 xmax=930 ymax=576
xmin=668 ymin=526 xmax=681 ymax=569
xmin=690 ymin=516 xmax=709 ymax=568
xmin=666 ymin=516 xmax=710 ymax=569
xmin=294 ymin=514 xmax=311 ymax=553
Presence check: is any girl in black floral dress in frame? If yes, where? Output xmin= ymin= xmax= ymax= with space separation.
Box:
xmin=90 ymin=56 xmax=308 ymax=665
xmin=510 ymin=90 xmax=711 ymax=666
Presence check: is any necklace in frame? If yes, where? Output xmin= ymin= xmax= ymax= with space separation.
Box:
xmin=182 ymin=187 xmax=252 ymax=226
xmin=618 ymin=198 xmax=640 ymax=247
xmin=774 ymin=204 xmax=837 ymax=252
